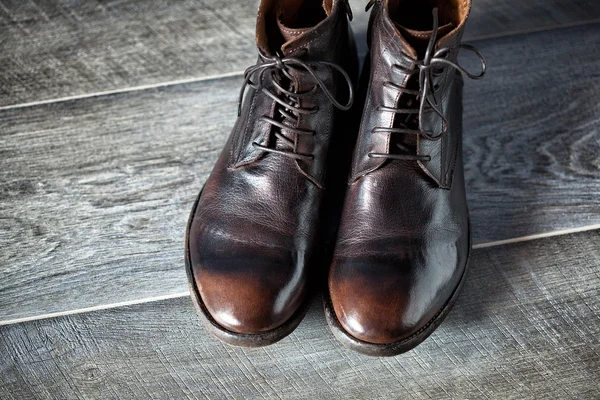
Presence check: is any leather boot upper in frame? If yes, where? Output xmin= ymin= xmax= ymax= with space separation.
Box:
xmin=188 ymin=0 xmax=357 ymax=334
xmin=329 ymin=0 xmax=485 ymax=344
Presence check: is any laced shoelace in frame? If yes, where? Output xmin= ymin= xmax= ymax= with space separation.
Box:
xmin=366 ymin=6 xmax=487 ymax=162
xmin=237 ymin=50 xmax=354 ymax=162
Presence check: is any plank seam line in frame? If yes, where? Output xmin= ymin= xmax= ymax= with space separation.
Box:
xmin=0 ymin=291 xmax=191 ymax=326
xmin=471 ymin=224 xmax=600 ymax=249
xmin=0 ymin=224 xmax=599 ymax=326
xmin=1 ymin=19 xmax=599 ymax=112
xmin=0 ymin=71 xmax=244 ymax=111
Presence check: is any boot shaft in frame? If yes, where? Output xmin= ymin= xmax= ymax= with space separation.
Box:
xmin=352 ymin=0 xmax=482 ymax=188
xmin=226 ymin=0 xmax=358 ymax=187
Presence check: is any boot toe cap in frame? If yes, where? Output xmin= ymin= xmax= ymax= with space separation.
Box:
xmin=330 ymin=279 xmax=419 ymax=344
xmin=329 ymin=255 xmax=463 ymax=345
xmin=198 ymin=267 xmax=305 ymax=334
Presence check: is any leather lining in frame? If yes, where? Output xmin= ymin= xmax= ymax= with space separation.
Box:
xmin=256 ymin=0 xmax=334 ymax=53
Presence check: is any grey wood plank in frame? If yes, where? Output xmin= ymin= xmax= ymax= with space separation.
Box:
xmin=0 ymin=78 xmax=229 ymax=322
xmin=1 ymin=23 xmax=599 ymax=322
xmin=351 ymin=0 xmax=600 ymax=56
xmin=462 ymin=22 xmax=600 ymax=242
xmin=2 ymin=0 xmax=600 ymax=108
xmin=1 ymin=229 xmax=599 ymax=400
xmin=0 ymin=0 xmax=258 ymax=107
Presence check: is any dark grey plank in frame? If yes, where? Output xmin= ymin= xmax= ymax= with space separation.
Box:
xmin=467 ymin=0 xmax=600 ymax=39
xmin=2 ymin=0 xmax=600 ymax=107
xmin=0 ymin=77 xmax=229 ymax=322
xmin=351 ymin=0 xmax=600 ymax=56
xmin=462 ymin=22 xmax=600 ymax=242
xmin=1 ymin=23 xmax=599 ymax=322
xmin=1 ymin=230 xmax=599 ymax=400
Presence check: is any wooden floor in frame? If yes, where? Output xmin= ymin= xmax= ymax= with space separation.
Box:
xmin=1 ymin=0 xmax=599 ymax=398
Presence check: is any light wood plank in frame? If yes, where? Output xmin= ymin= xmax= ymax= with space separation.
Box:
xmin=1 ymin=230 xmax=598 ymax=399
xmin=0 ymin=0 xmax=258 ymax=107
xmin=1 ymin=23 xmax=599 ymax=322
xmin=2 ymin=0 xmax=600 ymax=107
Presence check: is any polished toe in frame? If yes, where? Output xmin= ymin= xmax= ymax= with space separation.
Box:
xmin=329 ymin=251 xmax=464 ymax=345
xmin=189 ymin=225 xmax=308 ymax=334
xmin=197 ymin=259 xmax=306 ymax=334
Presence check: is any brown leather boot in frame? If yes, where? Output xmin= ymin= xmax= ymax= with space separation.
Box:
xmin=326 ymin=0 xmax=486 ymax=356
xmin=185 ymin=0 xmax=357 ymax=347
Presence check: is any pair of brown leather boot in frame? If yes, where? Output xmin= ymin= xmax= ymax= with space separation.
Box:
xmin=185 ymin=0 xmax=485 ymax=356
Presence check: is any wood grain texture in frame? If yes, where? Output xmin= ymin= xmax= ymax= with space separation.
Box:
xmin=0 ymin=78 xmax=228 ymax=322
xmin=1 ymin=23 xmax=599 ymax=322
xmin=462 ymin=22 xmax=600 ymax=242
xmin=1 ymin=229 xmax=599 ymax=400
xmin=0 ymin=0 xmax=258 ymax=107
xmin=2 ymin=0 xmax=600 ymax=107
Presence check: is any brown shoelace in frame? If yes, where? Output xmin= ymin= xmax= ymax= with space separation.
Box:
xmin=238 ymin=50 xmax=354 ymax=161
xmin=368 ymin=7 xmax=487 ymax=162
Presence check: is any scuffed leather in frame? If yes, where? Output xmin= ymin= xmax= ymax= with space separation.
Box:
xmin=329 ymin=0 xmax=472 ymax=345
xmin=188 ymin=0 xmax=357 ymax=334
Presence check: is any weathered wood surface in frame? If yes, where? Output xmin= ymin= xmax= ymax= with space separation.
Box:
xmin=0 ymin=0 xmax=258 ymax=107
xmin=1 ymin=229 xmax=598 ymax=400
xmin=0 ymin=78 xmax=227 ymax=322
xmin=1 ymin=23 xmax=599 ymax=323
xmin=462 ymin=22 xmax=600 ymax=243
xmin=2 ymin=0 xmax=600 ymax=107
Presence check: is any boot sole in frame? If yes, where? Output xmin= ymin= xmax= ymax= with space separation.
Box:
xmin=184 ymin=188 xmax=311 ymax=347
xmin=324 ymin=231 xmax=471 ymax=357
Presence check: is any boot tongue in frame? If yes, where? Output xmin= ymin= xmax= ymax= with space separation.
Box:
xmin=395 ymin=22 xmax=454 ymax=58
